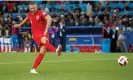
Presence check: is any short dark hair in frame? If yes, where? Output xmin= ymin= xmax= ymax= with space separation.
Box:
xmin=29 ymin=1 xmax=36 ymax=5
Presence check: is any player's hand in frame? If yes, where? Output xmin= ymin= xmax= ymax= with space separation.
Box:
xmin=44 ymin=30 xmax=48 ymax=36
xmin=14 ymin=24 xmax=21 ymax=28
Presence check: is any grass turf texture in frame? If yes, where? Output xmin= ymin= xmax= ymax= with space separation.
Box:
xmin=0 ymin=52 xmax=132 ymax=80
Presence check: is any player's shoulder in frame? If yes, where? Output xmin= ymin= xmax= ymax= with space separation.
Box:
xmin=28 ymin=11 xmax=32 ymax=17
xmin=38 ymin=10 xmax=47 ymax=15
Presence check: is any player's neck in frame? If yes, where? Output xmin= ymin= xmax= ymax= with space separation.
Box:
xmin=31 ymin=10 xmax=38 ymax=15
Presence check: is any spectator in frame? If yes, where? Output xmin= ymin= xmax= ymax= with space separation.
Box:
xmin=11 ymin=21 xmax=18 ymax=51
xmin=74 ymin=4 xmax=81 ymax=13
xmin=95 ymin=17 xmax=103 ymax=26
xmin=66 ymin=13 xmax=75 ymax=26
xmin=0 ymin=24 xmax=4 ymax=52
xmin=30 ymin=36 xmax=39 ymax=52
xmin=118 ymin=28 xmax=128 ymax=52
xmin=122 ymin=13 xmax=129 ymax=27
xmin=16 ymin=13 xmax=23 ymax=22
xmin=24 ymin=32 xmax=31 ymax=52
xmin=4 ymin=25 xmax=11 ymax=52
xmin=128 ymin=19 xmax=133 ymax=28
xmin=58 ymin=20 xmax=66 ymax=51
xmin=123 ymin=2 xmax=130 ymax=11
xmin=20 ymin=3 xmax=28 ymax=13
xmin=110 ymin=25 xmax=118 ymax=52
xmin=88 ymin=14 xmax=95 ymax=26
xmin=49 ymin=24 xmax=59 ymax=47
xmin=7 ymin=2 xmax=15 ymax=12
xmin=114 ymin=2 xmax=122 ymax=12
xmin=97 ymin=2 xmax=105 ymax=15
xmin=17 ymin=28 xmax=24 ymax=52
xmin=79 ymin=17 xmax=88 ymax=26
xmin=12 ymin=5 xmax=18 ymax=13
xmin=49 ymin=4 xmax=57 ymax=13
xmin=2 ymin=2 xmax=8 ymax=13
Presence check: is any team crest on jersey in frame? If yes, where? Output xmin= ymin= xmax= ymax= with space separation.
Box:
xmin=36 ymin=15 xmax=40 ymax=20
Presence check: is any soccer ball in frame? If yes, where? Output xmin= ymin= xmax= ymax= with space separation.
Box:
xmin=118 ymin=56 xmax=128 ymax=66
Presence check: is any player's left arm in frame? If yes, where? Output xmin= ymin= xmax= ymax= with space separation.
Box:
xmin=41 ymin=12 xmax=52 ymax=35
xmin=44 ymin=15 xmax=52 ymax=35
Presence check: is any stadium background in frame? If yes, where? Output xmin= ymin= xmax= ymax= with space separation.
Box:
xmin=0 ymin=1 xmax=133 ymax=53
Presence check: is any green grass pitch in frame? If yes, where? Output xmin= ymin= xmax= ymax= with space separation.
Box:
xmin=0 ymin=52 xmax=133 ymax=80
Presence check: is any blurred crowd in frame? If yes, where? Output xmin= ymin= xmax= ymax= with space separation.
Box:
xmin=0 ymin=1 xmax=133 ymax=52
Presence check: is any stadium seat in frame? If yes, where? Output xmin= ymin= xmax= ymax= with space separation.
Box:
xmin=55 ymin=4 xmax=61 ymax=9
xmin=120 ymin=11 xmax=124 ymax=16
xmin=109 ymin=2 xmax=116 ymax=9
xmin=118 ymin=2 xmax=124 ymax=10
xmin=45 ymin=3 xmax=51 ymax=9
xmin=128 ymin=2 xmax=132 ymax=8
xmin=79 ymin=4 xmax=86 ymax=12
xmin=128 ymin=11 xmax=133 ymax=16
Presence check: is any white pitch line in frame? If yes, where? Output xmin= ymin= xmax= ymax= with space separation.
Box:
xmin=21 ymin=73 xmax=32 ymax=74
xmin=0 ymin=58 xmax=132 ymax=65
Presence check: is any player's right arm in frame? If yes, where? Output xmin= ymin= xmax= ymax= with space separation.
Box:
xmin=14 ymin=17 xmax=29 ymax=28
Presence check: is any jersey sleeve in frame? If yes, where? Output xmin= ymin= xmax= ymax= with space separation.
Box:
xmin=27 ymin=13 xmax=30 ymax=20
xmin=41 ymin=11 xmax=48 ymax=19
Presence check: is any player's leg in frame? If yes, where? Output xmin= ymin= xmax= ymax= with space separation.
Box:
xmin=2 ymin=37 xmax=4 ymax=52
xmin=41 ymin=36 xmax=62 ymax=56
xmin=30 ymin=45 xmax=46 ymax=74
xmin=8 ymin=38 xmax=11 ymax=52
xmin=24 ymin=41 xmax=27 ymax=52
xmin=0 ymin=37 xmax=4 ymax=52
xmin=4 ymin=38 xmax=8 ymax=52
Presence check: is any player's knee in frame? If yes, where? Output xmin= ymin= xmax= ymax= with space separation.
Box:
xmin=41 ymin=38 xmax=46 ymax=44
xmin=40 ymin=49 xmax=46 ymax=54
xmin=41 ymin=37 xmax=48 ymax=44
xmin=40 ymin=51 xmax=45 ymax=54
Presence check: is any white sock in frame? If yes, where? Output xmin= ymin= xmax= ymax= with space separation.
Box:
xmin=28 ymin=47 xmax=30 ymax=52
xmin=1 ymin=43 xmax=4 ymax=52
xmin=24 ymin=47 xmax=27 ymax=52
xmin=9 ymin=44 xmax=11 ymax=52
xmin=5 ymin=44 xmax=8 ymax=52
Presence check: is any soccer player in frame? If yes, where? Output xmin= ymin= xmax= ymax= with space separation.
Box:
xmin=4 ymin=25 xmax=11 ymax=52
xmin=0 ymin=24 xmax=4 ymax=52
xmin=14 ymin=2 xmax=62 ymax=74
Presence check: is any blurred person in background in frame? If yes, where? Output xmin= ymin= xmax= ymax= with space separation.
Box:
xmin=117 ymin=28 xmax=128 ymax=52
xmin=16 ymin=13 xmax=23 ymax=23
xmin=11 ymin=21 xmax=18 ymax=51
xmin=74 ymin=4 xmax=81 ymax=13
xmin=4 ymin=25 xmax=11 ymax=52
xmin=7 ymin=1 xmax=15 ymax=13
xmin=58 ymin=20 xmax=65 ymax=51
xmin=2 ymin=2 xmax=8 ymax=13
xmin=30 ymin=35 xmax=39 ymax=52
xmin=66 ymin=13 xmax=75 ymax=26
xmin=20 ymin=3 xmax=28 ymax=13
xmin=49 ymin=4 xmax=57 ymax=13
xmin=95 ymin=16 xmax=103 ymax=26
xmin=110 ymin=24 xmax=118 ymax=52
xmin=49 ymin=23 xmax=59 ymax=47
xmin=24 ymin=31 xmax=31 ymax=52
xmin=12 ymin=3 xmax=18 ymax=13
xmin=79 ymin=13 xmax=89 ymax=26
xmin=17 ymin=28 xmax=24 ymax=52
xmin=0 ymin=24 xmax=4 ymax=52
xmin=103 ymin=21 xmax=112 ymax=38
